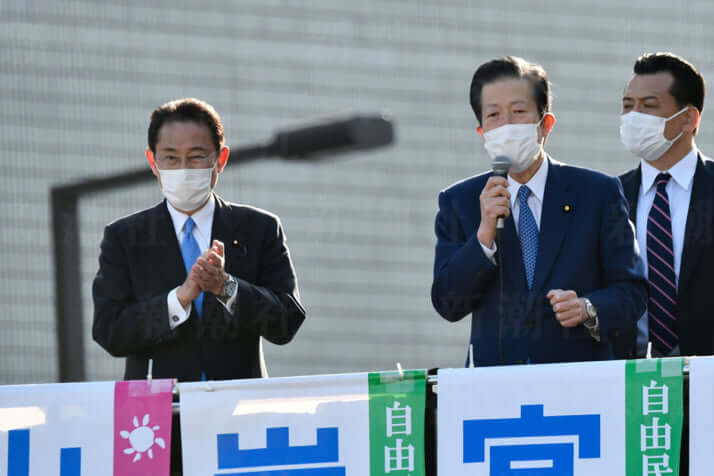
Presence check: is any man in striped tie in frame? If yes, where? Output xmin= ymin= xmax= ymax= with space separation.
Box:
xmin=432 ymin=56 xmax=647 ymax=366
xmin=618 ymin=52 xmax=714 ymax=358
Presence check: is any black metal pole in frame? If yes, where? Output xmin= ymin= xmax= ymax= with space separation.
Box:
xmin=50 ymin=114 xmax=395 ymax=382
xmin=51 ymin=188 xmax=86 ymax=382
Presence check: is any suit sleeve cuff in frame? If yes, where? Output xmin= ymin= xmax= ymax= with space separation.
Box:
xmin=168 ymin=287 xmax=191 ymax=330
xmin=479 ymin=240 xmax=497 ymax=265
xmin=583 ymin=315 xmax=601 ymax=342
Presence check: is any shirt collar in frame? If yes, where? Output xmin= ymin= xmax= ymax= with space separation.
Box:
xmin=508 ymin=155 xmax=549 ymax=207
xmin=640 ymin=147 xmax=698 ymax=195
xmin=166 ymin=194 xmax=216 ymax=239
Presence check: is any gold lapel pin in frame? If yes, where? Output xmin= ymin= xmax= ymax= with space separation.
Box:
xmin=232 ymin=240 xmax=239 ymax=246
xmin=563 ymin=204 xmax=571 ymax=213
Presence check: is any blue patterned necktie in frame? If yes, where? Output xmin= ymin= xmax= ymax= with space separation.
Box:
xmin=518 ymin=185 xmax=538 ymax=289
xmin=647 ymin=172 xmax=678 ymax=353
xmin=181 ymin=217 xmax=203 ymax=318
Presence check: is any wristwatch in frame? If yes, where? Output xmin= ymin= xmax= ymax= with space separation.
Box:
xmin=583 ymin=298 xmax=598 ymax=328
xmin=220 ymin=274 xmax=238 ymax=301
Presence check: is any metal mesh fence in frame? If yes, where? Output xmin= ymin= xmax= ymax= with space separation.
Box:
xmin=2 ymin=0 xmax=714 ymax=383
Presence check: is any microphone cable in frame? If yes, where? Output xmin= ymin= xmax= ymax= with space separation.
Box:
xmin=497 ymin=226 xmax=504 ymax=364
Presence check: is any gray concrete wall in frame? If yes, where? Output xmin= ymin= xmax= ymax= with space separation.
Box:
xmin=2 ymin=0 xmax=713 ymax=383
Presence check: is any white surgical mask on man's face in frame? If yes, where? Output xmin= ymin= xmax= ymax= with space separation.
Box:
xmin=482 ymin=117 xmax=545 ymax=173
xmin=158 ymin=166 xmax=214 ymax=212
xmin=619 ymin=107 xmax=688 ymax=162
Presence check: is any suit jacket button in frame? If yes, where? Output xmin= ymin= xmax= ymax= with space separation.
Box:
xmin=525 ymin=319 xmax=535 ymax=329
xmin=171 ymin=315 xmax=180 ymax=323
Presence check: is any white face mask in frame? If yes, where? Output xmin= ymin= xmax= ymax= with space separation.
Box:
xmin=482 ymin=118 xmax=545 ymax=174
xmin=158 ymin=167 xmax=214 ymax=211
xmin=619 ymin=107 xmax=688 ymax=162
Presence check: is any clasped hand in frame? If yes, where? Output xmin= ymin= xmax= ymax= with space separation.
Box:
xmin=177 ymin=240 xmax=227 ymax=307
xmin=547 ymin=289 xmax=587 ymax=328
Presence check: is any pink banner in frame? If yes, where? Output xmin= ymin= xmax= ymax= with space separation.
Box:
xmin=113 ymin=379 xmax=173 ymax=476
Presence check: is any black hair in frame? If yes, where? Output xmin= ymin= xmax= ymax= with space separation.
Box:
xmin=633 ymin=52 xmax=705 ymax=113
xmin=148 ymin=98 xmax=225 ymax=154
xmin=469 ymin=56 xmax=551 ymax=124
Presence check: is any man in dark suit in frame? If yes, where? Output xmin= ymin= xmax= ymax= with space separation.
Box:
xmin=431 ymin=56 xmax=646 ymax=366
xmin=92 ymin=98 xmax=306 ymax=381
xmin=618 ymin=52 xmax=714 ymax=358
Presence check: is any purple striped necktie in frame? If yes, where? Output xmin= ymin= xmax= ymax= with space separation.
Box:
xmin=646 ymin=172 xmax=679 ymax=353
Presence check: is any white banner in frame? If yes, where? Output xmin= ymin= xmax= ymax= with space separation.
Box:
xmin=0 ymin=379 xmax=173 ymax=476
xmin=438 ymin=361 xmax=626 ymax=475
xmin=688 ymin=356 xmax=714 ymax=475
xmin=180 ymin=373 xmax=371 ymax=475
xmin=0 ymin=381 xmax=114 ymax=476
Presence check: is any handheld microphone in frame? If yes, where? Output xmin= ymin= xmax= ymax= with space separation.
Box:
xmin=491 ymin=155 xmax=512 ymax=230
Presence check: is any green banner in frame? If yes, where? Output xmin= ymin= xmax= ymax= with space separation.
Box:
xmin=368 ymin=369 xmax=426 ymax=476
xmin=625 ymin=358 xmax=684 ymax=476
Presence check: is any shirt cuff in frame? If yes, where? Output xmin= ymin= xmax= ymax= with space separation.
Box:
xmin=479 ymin=240 xmax=497 ymax=265
xmin=168 ymin=287 xmax=191 ymax=330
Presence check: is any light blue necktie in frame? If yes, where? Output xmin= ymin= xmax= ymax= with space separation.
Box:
xmin=181 ymin=217 xmax=203 ymax=318
xmin=181 ymin=217 xmax=207 ymax=381
xmin=518 ymin=185 xmax=538 ymax=289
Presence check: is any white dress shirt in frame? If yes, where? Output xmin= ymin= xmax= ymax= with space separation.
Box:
xmin=166 ymin=195 xmax=237 ymax=329
xmin=636 ymin=147 xmax=698 ymax=356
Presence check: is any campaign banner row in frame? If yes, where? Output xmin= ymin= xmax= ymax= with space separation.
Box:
xmin=1 ymin=358 xmax=714 ymax=475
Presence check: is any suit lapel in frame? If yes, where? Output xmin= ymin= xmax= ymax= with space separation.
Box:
xmin=531 ymin=160 xmax=576 ymax=292
xmin=210 ymin=194 xmax=250 ymax=278
xmin=210 ymin=194 xmax=245 ymax=260
xmin=204 ymin=195 xmax=231 ymax=316
xmin=151 ymin=201 xmax=187 ymax=286
xmin=210 ymin=194 xmax=230 ymax=246
xmin=679 ymin=155 xmax=712 ymax=292
xmin=620 ymin=165 xmax=641 ymax=224
xmin=501 ymin=213 xmax=528 ymax=291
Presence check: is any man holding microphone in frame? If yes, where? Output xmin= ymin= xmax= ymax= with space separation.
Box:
xmin=431 ymin=56 xmax=646 ymax=366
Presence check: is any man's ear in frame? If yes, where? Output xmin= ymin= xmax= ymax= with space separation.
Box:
xmin=146 ymin=149 xmax=159 ymax=176
xmin=685 ymin=107 xmax=701 ymax=134
xmin=541 ymin=113 xmax=556 ymax=136
xmin=216 ymin=146 xmax=230 ymax=173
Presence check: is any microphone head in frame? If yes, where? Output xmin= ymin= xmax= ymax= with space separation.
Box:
xmin=491 ymin=155 xmax=511 ymax=178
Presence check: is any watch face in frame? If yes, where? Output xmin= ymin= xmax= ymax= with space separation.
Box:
xmin=224 ymin=278 xmax=237 ymax=298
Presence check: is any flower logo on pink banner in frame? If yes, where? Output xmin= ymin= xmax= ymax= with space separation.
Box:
xmin=120 ymin=413 xmax=167 ymax=461
xmin=114 ymin=380 xmax=173 ymax=476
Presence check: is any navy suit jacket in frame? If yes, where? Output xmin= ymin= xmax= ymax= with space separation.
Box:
xmin=92 ymin=194 xmax=306 ymax=381
xmin=431 ymin=158 xmax=647 ymax=366
xmin=618 ymin=153 xmax=714 ymax=357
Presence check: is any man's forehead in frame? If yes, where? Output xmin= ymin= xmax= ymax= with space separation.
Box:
xmin=624 ymin=72 xmax=674 ymax=98
xmin=482 ymin=78 xmax=535 ymax=106
xmin=156 ymin=120 xmax=214 ymax=149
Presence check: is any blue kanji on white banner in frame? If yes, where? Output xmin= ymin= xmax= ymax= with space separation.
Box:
xmin=463 ymin=404 xmax=600 ymax=474
xmin=215 ymin=426 xmax=345 ymax=476
xmin=7 ymin=429 xmax=81 ymax=476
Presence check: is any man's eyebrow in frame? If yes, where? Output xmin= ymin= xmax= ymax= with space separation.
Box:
xmin=157 ymin=146 xmax=211 ymax=152
xmin=484 ymin=99 xmax=529 ymax=107
xmin=622 ymin=95 xmax=659 ymax=101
